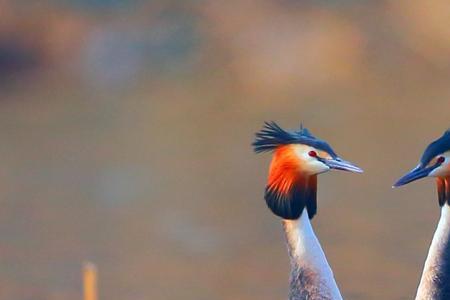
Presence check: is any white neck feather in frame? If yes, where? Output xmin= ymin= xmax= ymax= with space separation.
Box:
xmin=283 ymin=209 xmax=343 ymax=300
xmin=416 ymin=205 xmax=450 ymax=299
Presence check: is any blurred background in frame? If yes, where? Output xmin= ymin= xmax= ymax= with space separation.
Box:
xmin=0 ymin=0 xmax=449 ymax=299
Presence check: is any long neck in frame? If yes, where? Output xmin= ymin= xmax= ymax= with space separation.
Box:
xmin=416 ymin=204 xmax=450 ymax=300
xmin=282 ymin=209 xmax=343 ymax=300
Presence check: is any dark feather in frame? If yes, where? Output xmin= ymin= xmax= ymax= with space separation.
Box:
xmin=426 ymin=215 xmax=450 ymax=299
xmin=306 ymin=176 xmax=317 ymax=218
xmin=288 ymin=266 xmax=333 ymax=300
xmin=437 ymin=177 xmax=446 ymax=207
xmin=446 ymin=178 xmax=450 ymax=206
xmin=252 ymin=121 xmax=337 ymax=157
xmin=265 ymin=175 xmax=317 ymax=220
xmin=437 ymin=177 xmax=450 ymax=207
xmin=421 ymin=130 xmax=450 ymax=166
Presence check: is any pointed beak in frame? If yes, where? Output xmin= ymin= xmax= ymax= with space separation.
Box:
xmin=393 ymin=165 xmax=432 ymax=188
xmin=322 ymin=157 xmax=364 ymax=173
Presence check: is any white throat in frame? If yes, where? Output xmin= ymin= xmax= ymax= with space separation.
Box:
xmin=416 ymin=204 xmax=450 ymax=299
xmin=283 ymin=209 xmax=343 ymax=300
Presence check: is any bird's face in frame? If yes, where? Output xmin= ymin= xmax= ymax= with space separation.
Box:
xmin=394 ymin=129 xmax=450 ymax=187
xmin=288 ymin=144 xmax=363 ymax=175
xmin=428 ymin=152 xmax=450 ymax=178
xmin=394 ymin=151 xmax=450 ymax=187
xmin=253 ymin=122 xmax=363 ymax=219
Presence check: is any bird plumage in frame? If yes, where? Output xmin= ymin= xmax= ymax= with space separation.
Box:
xmin=394 ymin=128 xmax=450 ymax=300
xmin=253 ymin=121 xmax=337 ymax=157
xmin=420 ymin=130 xmax=450 ymax=167
xmin=254 ymin=122 xmax=361 ymax=220
xmin=415 ymin=205 xmax=450 ymax=300
xmin=437 ymin=177 xmax=450 ymax=207
xmin=264 ymin=145 xmax=318 ymax=219
xmin=253 ymin=121 xmax=362 ymax=300
xmin=283 ymin=210 xmax=342 ymax=300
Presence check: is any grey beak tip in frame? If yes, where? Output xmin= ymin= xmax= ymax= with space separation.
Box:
xmin=352 ymin=167 xmax=364 ymax=174
xmin=392 ymin=180 xmax=404 ymax=188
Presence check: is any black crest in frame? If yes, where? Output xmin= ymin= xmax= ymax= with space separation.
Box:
xmin=421 ymin=129 xmax=450 ymax=166
xmin=252 ymin=121 xmax=337 ymax=158
xmin=253 ymin=122 xmax=328 ymax=220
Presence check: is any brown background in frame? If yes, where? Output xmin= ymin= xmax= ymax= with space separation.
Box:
xmin=0 ymin=1 xmax=449 ymax=299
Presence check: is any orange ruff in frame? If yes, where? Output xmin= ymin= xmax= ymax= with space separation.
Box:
xmin=437 ymin=177 xmax=450 ymax=206
xmin=267 ymin=146 xmax=304 ymax=195
xmin=437 ymin=177 xmax=445 ymax=206
xmin=446 ymin=177 xmax=450 ymax=199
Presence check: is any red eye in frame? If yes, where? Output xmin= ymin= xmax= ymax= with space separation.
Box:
xmin=438 ymin=156 xmax=445 ymax=164
xmin=308 ymin=151 xmax=317 ymax=157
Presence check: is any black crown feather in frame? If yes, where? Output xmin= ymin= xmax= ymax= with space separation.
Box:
xmin=420 ymin=129 xmax=450 ymax=166
xmin=252 ymin=121 xmax=337 ymax=157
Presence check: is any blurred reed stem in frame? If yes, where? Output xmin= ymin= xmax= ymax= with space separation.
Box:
xmin=83 ymin=262 xmax=98 ymax=300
